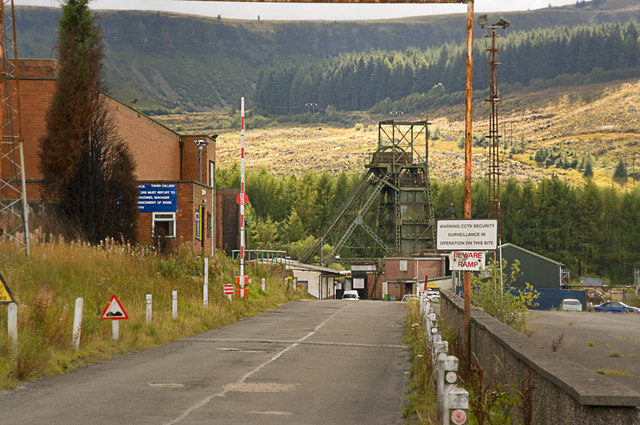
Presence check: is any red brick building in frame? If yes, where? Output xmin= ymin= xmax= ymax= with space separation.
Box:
xmin=2 ymin=59 xmax=232 ymax=255
xmin=366 ymin=256 xmax=446 ymax=300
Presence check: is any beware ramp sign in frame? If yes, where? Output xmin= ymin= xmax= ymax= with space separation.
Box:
xmin=100 ymin=295 xmax=128 ymax=320
xmin=449 ymin=251 xmax=486 ymax=271
xmin=0 ymin=272 xmax=15 ymax=304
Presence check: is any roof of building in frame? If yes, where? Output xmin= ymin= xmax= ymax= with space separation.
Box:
xmin=288 ymin=260 xmax=343 ymax=276
xmin=500 ymin=243 xmax=563 ymax=266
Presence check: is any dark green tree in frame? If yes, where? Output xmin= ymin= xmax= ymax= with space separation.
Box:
xmin=40 ymin=0 xmax=138 ymax=243
xmin=613 ymin=158 xmax=628 ymax=179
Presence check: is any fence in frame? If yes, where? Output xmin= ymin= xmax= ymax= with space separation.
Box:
xmin=231 ymin=249 xmax=291 ymax=268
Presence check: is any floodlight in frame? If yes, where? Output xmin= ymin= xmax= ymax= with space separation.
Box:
xmin=478 ymin=14 xmax=488 ymax=27
xmin=495 ymin=18 xmax=510 ymax=29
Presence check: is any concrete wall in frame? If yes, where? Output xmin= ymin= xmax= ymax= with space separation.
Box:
xmin=439 ymin=290 xmax=640 ymax=424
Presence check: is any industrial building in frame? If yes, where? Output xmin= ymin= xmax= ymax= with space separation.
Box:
xmin=500 ymin=243 xmax=564 ymax=290
xmin=365 ymin=256 xmax=445 ymax=300
xmin=2 ymin=59 xmax=235 ymax=255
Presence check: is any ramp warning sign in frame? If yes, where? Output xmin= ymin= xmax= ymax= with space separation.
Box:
xmin=100 ymin=295 xmax=128 ymax=320
xmin=0 ymin=272 xmax=15 ymax=304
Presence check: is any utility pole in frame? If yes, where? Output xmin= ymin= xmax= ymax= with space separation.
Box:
xmin=463 ymin=0 xmax=474 ymax=372
xmin=482 ymin=15 xmax=510 ymax=244
xmin=305 ymin=102 xmax=318 ymax=114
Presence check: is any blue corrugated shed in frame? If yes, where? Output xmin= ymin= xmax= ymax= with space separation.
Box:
xmin=454 ymin=286 xmax=586 ymax=311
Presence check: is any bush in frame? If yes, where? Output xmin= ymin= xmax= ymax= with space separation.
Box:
xmin=471 ymin=259 xmax=539 ymax=332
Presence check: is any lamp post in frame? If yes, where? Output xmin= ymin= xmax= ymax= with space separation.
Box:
xmin=194 ymin=139 xmax=209 ymax=183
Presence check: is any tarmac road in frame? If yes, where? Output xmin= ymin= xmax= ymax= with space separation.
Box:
xmin=0 ymin=300 xmax=409 ymax=425
xmin=528 ymin=309 xmax=640 ymax=393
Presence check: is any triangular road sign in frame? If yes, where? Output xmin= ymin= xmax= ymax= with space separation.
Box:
xmin=0 ymin=272 xmax=15 ymax=304
xmin=100 ymin=295 xmax=128 ymax=320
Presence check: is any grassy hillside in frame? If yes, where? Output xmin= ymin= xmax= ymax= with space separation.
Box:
xmin=0 ymin=238 xmax=305 ymax=389
xmin=13 ymin=0 xmax=640 ymax=111
xmin=162 ymin=77 xmax=640 ymax=188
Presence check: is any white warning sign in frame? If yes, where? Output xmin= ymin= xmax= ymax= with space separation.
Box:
xmin=437 ymin=219 xmax=497 ymax=251
xmin=100 ymin=295 xmax=129 ymax=320
xmin=449 ymin=251 xmax=486 ymax=271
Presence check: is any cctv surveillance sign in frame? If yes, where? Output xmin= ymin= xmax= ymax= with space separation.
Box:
xmin=137 ymin=184 xmax=177 ymax=213
xmin=437 ymin=219 xmax=498 ymax=251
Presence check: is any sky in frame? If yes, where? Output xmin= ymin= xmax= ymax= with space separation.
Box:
xmin=15 ymin=0 xmax=579 ymax=21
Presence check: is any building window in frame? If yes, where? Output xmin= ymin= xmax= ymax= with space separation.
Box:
xmin=195 ymin=209 xmax=201 ymax=241
xmin=207 ymin=212 xmax=212 ymax=238
xmin=399 ymin=260 xmax=408 ymax=272
xmin=152 ymin=213 xmax=176 ymax=238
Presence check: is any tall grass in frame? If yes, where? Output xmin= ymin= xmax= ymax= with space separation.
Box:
xmin=0 ymin=234 xmax=305 ymax=388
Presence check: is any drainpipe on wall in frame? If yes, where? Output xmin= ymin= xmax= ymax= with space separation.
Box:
xmin=179 ymin=138 xmax=184 ymax=180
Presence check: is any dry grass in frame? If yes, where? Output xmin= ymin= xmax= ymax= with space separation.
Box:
xmin=595 ymin=369 xmax=638 ymax=377
xmin=152 ymin=78 xmax=640 ymax=187
xmin=0 ymin=235 xmax=305 ymax=389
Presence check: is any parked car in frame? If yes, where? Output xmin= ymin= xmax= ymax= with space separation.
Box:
xmin=593 ymin=301 xmax=640 ymax=314
xmin=341 ymin=290 xmax=360 ymax=301
xmin=561 ymin=298 xmax=582 ymax=312
xmin=425 ymin=288 xmax=440 ymax=303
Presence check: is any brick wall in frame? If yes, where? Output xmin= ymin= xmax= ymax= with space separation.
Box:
xmin=7 ymin=59 xmax=219 ymax=255
xmin=106 ymin=96 xmax=180 ymax=181
xmin=367 ymin=257 xmax=444 ymax=300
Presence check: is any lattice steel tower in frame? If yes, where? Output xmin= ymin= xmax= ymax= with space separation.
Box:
xmin=483 ymin=17 xmax=509 ymax=241
xmin=0 ymin=0 xmax=30 ymax=255
xmin=302 ymin=120 xmax=435 ymax=266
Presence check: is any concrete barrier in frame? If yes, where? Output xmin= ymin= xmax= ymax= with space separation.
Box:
xmin=439 ymin=290 xmax=640 ymax=424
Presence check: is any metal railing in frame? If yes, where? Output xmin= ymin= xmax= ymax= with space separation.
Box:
xmin=232 ymin=249 xmax=291 ymax=269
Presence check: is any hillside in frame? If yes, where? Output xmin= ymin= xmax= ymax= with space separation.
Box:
xmin=184 ymin=77 xmax=640 ymax=187
xmin=13 ymin=0 xmax=640 ymax=111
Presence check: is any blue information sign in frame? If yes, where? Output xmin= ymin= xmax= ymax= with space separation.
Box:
xmin=137 ymin=184 xmax=177 ymax=213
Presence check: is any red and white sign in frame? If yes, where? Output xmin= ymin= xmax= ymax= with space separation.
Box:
xmin=236 ymin=193 xmax=249 ymax=206
xmin=449 ymin=251 xmax=486 ymax=271
xmin=223 ymin=284 xmax=235 ymax=296
xmin=451 ymin=409 xmax=468 ymax=425
xmin=100 ymin=295 xmax=128 ymax=320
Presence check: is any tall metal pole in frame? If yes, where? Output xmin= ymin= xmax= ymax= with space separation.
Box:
xmin=463 ymin=0 xmax=474 ymax=372
xmin=0 ymin=0 xmax=29 ymax=256
xmin=239 ymin=97 xmax=246 ymax=290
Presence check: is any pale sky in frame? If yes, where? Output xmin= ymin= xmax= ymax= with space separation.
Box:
xmin=15 ymin=0 xmax=579 ymax=21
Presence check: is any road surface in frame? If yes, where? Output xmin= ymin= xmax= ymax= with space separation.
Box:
xmin=0 ymin=300 xmax=409 ymax=425
xmin=529 ymin=310 xmax=640 ymax=393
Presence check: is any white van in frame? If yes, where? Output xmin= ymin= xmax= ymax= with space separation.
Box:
xmin=561 ymin=298 xmax=582 ymax=312
xmin=342 ymin=290 xmax=360 ymax=301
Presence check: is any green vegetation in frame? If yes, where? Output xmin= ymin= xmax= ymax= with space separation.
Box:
xmin=40 ymin=0 xmax=138 ymax=244
xmin=403 ymin=301 xmax=438 ymax=424
xmin=608 ymin=350 xmax=622 ymax=357
xmin=221 ymin=164 xmax=640 ymax=282
xmin=470 ymin=260 xmax=539 ymax=332
xmin=257 ymin=21 xmax=640 ymax=118
xmin=0 ymin=238 xmax=303 ymax=389
xmin=595 ymin=368 xmax=638 ymax=377
xmin=13 ymin=1 xmax=640 ymax=113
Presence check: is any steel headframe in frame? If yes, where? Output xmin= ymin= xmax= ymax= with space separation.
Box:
xmin=0 ymin=0 xmax=29 ymax=256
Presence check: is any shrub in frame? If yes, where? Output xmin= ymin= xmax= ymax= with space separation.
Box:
xmin=470 ymin=259 xmax=539 ymax=332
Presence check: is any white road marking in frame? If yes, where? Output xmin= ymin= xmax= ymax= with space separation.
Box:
xmin=250 ymin=410 xmax=293 ymax=416
xmin=164 ymin=306 xmax=344 ymax=425
xmin=148 ymin=383 xmax=185 ymax=388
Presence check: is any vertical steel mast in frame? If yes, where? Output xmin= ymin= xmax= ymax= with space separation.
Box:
xmin=0 ymin=0 xmax=29 ymax=255
xmin=483 ymin=17 xmax=509 ymax=241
